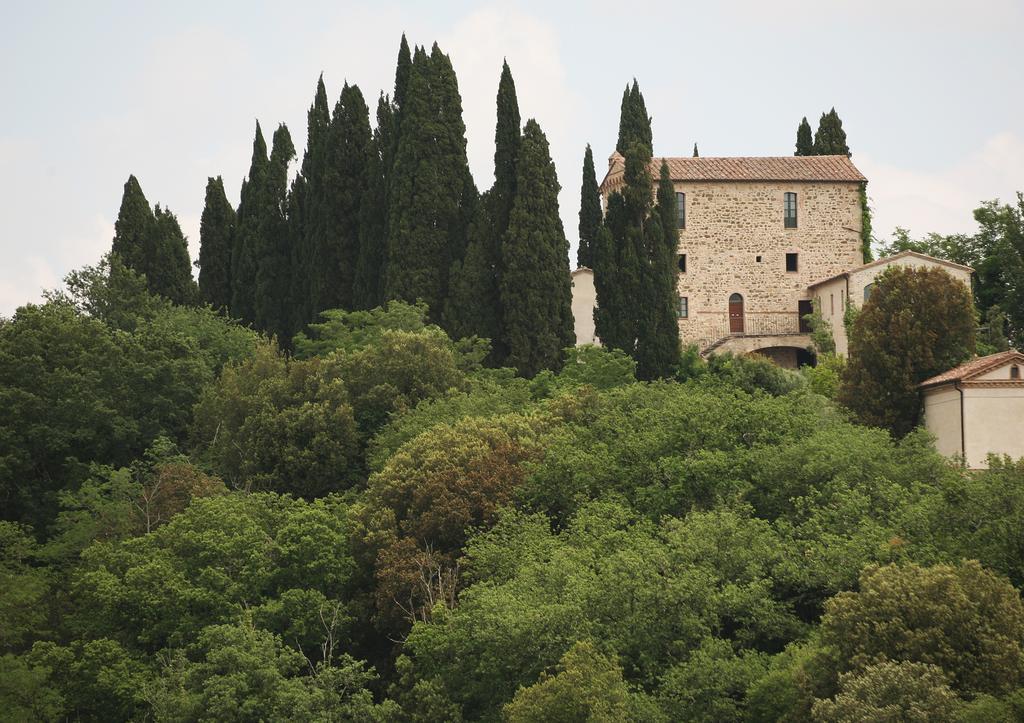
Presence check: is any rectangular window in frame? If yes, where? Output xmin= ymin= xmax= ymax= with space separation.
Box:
xmin=678 ymin=296 xmax=688 ymax=319
xmin=830 ymin=294 xmax=835 ymax=316
xmin=784 ymin=192 xmax=798 ymax=228
xmin=678 ymin=254 xmax=687 ymax=273
xmin=786 ymin=252 xmax=798 ymax=272
xmin=676 ymin=192 xmax=686 ymax=230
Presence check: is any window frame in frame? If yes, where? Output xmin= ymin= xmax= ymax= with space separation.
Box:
xmin=678 ymin=296 xmax=689 ymax=319
xmin=678 ymin=253 xmax=687 ymax=273
xmin=786 ymin=252 xmax=799 ymax=273
xmin=676 ymin=191 xmax=686 ymax=230
xmin=784 ymin=192 xmax=798 ymax=229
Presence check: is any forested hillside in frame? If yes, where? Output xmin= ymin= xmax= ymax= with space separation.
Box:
xmin=3 ymin=32 xmax=1024 ymax=723
xmin=2 ymin=261 xmax=1024 ymax=721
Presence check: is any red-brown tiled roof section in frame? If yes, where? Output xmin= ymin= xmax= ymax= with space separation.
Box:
xmin=604 ymin=154 xmax=866 ymax=185
xmin=919 ymin=350 xmax=1024 ymax=388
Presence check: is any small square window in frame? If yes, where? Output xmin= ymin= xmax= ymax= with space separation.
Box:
xmin=678 ymin=296 xmax=688 ymax=319
xmin=678 ymin=254 xmax=687 ymax=273
xmin=756 ymin=255 xmax=762 ymax=263
xmin=786 ymin=253 xmax=798 ymax=272
xmin=784 ymin=192 xmax=798 ymax=229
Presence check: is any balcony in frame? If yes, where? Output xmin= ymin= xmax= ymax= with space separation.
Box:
xmin=686 ymin=311 xmax=808 ymax=355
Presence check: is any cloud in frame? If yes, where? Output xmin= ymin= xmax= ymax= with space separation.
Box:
xmin=857 ymin=131 xmax=1024 ymax=241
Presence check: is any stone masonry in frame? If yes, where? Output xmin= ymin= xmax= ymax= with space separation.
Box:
xmin=599 ymin=154 xmax=866 ymax=353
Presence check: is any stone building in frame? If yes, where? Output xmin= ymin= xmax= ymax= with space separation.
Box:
xmin=807 ymin=250 xmax=974 ymax=356
xmin=598 ymin=152 xmax=867 ymax=367
xmin=920 ymin=350 xmax=1024 ymax=468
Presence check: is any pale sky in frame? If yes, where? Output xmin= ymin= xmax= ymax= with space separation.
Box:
xmin=2 ymin=0 xmax=1022 ymax=316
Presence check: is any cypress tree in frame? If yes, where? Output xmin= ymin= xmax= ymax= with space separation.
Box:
xmin=795 ymin=117 xmax=814 ymax=156
xmin=635 ymin=161 xmax=681 ymax=379
xmin=615 ymin=79 xmax=652 ymax=155
xmin=231 ymin=122 xmax=269 ymax=323
xmin=312 ymin=82 xmax=371 ymax=315
xmin=353 ymin=94 xmax=394 ymax=310
xmin=145 ymin=204 xmax=197 ymax=305
xmin=500 ymin=119 xmax=573 ymax=377
xmin=197 ymin=176 xmax=236 ymax=310
xmin=289 ymin=75 xmax=331 ymax=331
xmin=385 ymin=43 xmax=475 ymax=321
xmin=492 ymin=60 xmax=521 ymax=245
xmin=693 ymin=143 xmax=699 ymax=158
xmin=577 ymin=144 xmax=601 ymax=269
xmin=813 ymin=108 xmax=850 ymax=156
xmin=112 ymin=175 xmax=154 ymax=273
xmin=392 ymin=34 xmax=412 ymax=130
xmin=444 ymin=194 xmax=501 ymax=347
xmin=253 ymin=123 xmax=296 ymax=342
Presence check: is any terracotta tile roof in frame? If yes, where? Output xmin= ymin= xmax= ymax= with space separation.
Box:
xmin=919 ymin=350 xmax=1024 ymax=388
xmin=602 ymin=153 xmax=866 ymax=188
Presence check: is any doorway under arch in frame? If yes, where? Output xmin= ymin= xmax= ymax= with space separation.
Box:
xmin=729 ymin=293 xmax=744 ymax=334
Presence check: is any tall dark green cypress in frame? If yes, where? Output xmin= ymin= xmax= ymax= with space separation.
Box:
xmin=353 ymin=94 xmax=394 ymax=310
xmin=597 ymin=81 xmax=653 ymax=355
xmin=500 ymin=119 xmax=573 ymax=376
xmin=492 ymin=60 xmax=521 ymax=245
xmin=392 ymin=34 xmax=412 ymax=132
xmin=445 ymin=60 xmax=518 ymax=351
xmin=253 ymin=124 xmax=296 ymax=342
xmin=693 ymin=143 xmax=699 ymax=158
xmin=145 ymin=204 xmax=198 ymax=305
xmin=289 ymin=75 xmax=331 ymax=331
xmin=813 ymin=108 xmax=850 ymax=156
xmin=577 ymin=144 xmax=601 ymax=269
xmin=111 ymin=175 xmax=196 ymax=305
xmin=197 ymin=176 xmax=236 ymax=310
xmin=385 ymin=43 xmax=475 ymax=321
xmin=312 ymin=82 xmax=371 ymax=314
xmin=615 ymin=80 xmax=652 ymax=155
xmin=112 ymin=175 xmax=154 ymax=274
xmin=635 ymin=161 xmax=681 ymax=379
xmin=795 ymin=117 xmax=814 ymax=156
xmin=231 ymin=122 xmax=269 ymax=323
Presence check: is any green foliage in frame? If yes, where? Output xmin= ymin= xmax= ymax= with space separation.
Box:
xmin=354 ymin=93 xmax=395 ymax=311
xmin=820 ymin=561 xmax=1024 ymax=697
xmin=801 ymin=353 xmax=846 ymax=399
xmin=811 ymin=660 xmax=961 ymax=722
xmin=657 ymin=637 xmax=769 ymax=722
xmin=231 ymin=122 xmax=269 ymax=323
xmin=0 ymin=296 xmax=257 ymax=528
xmin=858 ymin=183 xmax=873 ymax=262
xmin=803 ymin=298 xmax=836 ymax=355
xmin=197 ymin=176 xmax=237 ymax=311
xmin=704 ymin=352 xmax=806 ymax=396
xmin=839 ymin=266 xmax=976 ymax=437
xmin=503 ymin=640 xmax=639 ymax=722
xmin=795 ymin=117 xmax=814 ymax=156
xmin=0 ymin=523 xmax=51 ymax=652
xmin=615 ymin=79 xmax=652 ymax=156
xmin=293 ymin=300 xmax=431 ymax=358
xmin=812 ymin=108 xmax=851 ymax=156
xmin=72 ymin=493 xmax=357 ymax=653
xmin=500 ymin=119 xmax=574 ymax=376
xmin=385 ymin=44 xmax=477 ymax=322
xmin=577 ymin=144 xmax=602 ymax=269
xmin=111 ymin=175 xmax=198 ymax=305
xmin=312 ymin=83 xmax=371 ymax=317
xmin=191 ymin=343 xmax=361 ymax=495
xmin=253 ymin=123 xmax=297 ymax=343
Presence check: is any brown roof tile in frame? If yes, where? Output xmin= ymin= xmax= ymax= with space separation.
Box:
xmin=602 ymin=153 xmax=866 ymax=187
xmin=919 ymin=350 xmax=1024 ymax=388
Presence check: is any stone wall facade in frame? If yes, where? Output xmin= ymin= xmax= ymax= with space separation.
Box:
xmin=666 ymin=180 xmax=863 ymax=348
